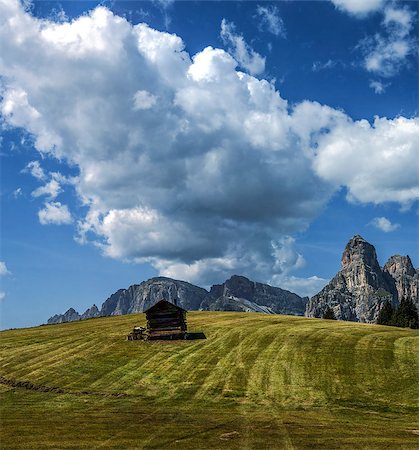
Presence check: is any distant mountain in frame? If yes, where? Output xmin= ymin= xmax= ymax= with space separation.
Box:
xmin=99 ymin=277 xmax=209 ymax=316
xmin=202 ymin=275 xmax=307 ymax=315
xmin=47 ymin=275 xmax=307 ymax=324
xmin=47 ymin=308 xmax=82 ymax=324
xmin=81 ymin=305 xmax=100 ymax=320
xmin=305 ymin=235 xmax=418 ymax=323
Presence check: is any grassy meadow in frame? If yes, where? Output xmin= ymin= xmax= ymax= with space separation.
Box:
xmin=0 ymin=312 xmax=418 ymax=449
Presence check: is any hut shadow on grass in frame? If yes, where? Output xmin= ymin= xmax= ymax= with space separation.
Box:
xmin=184 ymin=332 xmax=206 ymax=340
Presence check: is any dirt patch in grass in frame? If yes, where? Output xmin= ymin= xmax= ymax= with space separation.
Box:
xmin=0 ymin=375 xmax=127 ymax=398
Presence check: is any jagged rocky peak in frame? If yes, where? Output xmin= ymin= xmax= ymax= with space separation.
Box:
xmin=383 ymin=255 xmax=416 ymax=277
xmin=206 ymin=274 xmax=307 ymax=315
xmin=81 ymin=304 xmax=100 ymax=320
xmin=47 ymin=308 xmax=80 ymax=324
xmin=342 ymin=235 xmax=376 ymax=266
xmin=305 ymin=235 xmax=396 ymax=323
xmin=383 ymin=255 xmax=418 ymax=308
xmin=210 ymin=275 xmax=256 ymax=300
xmin=99 ymin=276 xmax=210 ymax=317
xmin=341 ymin=235 xmax=385 ymax=290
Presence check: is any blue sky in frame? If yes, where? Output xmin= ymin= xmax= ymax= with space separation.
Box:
xmin=1 ymin=0 xmax=418 ymax=329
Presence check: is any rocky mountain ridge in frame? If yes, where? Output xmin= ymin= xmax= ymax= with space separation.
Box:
xmin=201 ymin=275 xmax=307 ymax=315
xmin=47 ymin=275 xmax=307 ymax=324
xmin=305 ymin=235 xmax=418 ymax=323
xmin=383 ymin=255 xmax=418 ymax=303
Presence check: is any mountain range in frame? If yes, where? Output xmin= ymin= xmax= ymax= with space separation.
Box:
xmin=47 ymin=274 xmax=307 ymax=324
xmin=47 ymin=235 xmax=418 ymax=325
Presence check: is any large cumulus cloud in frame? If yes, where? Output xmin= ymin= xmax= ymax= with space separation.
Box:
xmin=0 ymin=0 xmax=417 ymax=291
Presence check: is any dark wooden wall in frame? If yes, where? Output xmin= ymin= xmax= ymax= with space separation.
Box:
xmin=146 ymin=302 xmax=187 ymax=340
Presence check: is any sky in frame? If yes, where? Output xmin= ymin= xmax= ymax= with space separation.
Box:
xmin=0 ymin=0 xmax=418 ymax=329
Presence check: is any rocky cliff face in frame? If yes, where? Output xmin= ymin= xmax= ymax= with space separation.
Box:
xmin=305 ymin=235 xmax=417 ymax=323
xmin=383 ymin=255 xmax=418 ymax=310
xmin=47 ymin=275 xmax=307 ymax=324
xmin=203 ymin=275 xmax=307 ymax=315
xmin=100 ymin=277 xmax=209 ymax=316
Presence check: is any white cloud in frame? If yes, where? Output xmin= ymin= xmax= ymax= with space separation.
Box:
xmin=383 ymin=5 xmax=413 ymax=31
xmin=275 ymin=276 xmax=328 ymax=298
xmin=38 ymin=202 xmax=72 ymax=225
xmin=269 ymin=238 xmax=327 ymax=297
xmin=187 ymin=46 xmax=236 ymax=83
xmin=370 ymin=216 xmax=400 ymax=232
xmin=314 ymin=116 xmax=419 ymax=206
xmin=157 ymin=237 xmax=327 ymax=298
xmin=363 ymin=36 xmax=410 ymax=77
xmin=12 ymin=187 xmax=23 ymax=198
xmin=361 ymin=5 xmax=415 ymax=77
xmin=32 ymin=179 xmax=62 ymax=199
xmin=0 ymin=260 xmax=10 ymax=301
xmin=369 ymin=79 xmax=389 ymax=94
xmin=332 ymin=2 xmax=416 ymax=79
xmin=312 ymin=59 xmax=341 ymax=72
xmin=330 ymin=0 xmax=385 ymax=16
xmin=24 ymin=161 xmax=73 ymax=200
xmin=271 ymin=236 xmax=305 ymax=275
xmin=255 ymin=5 xmax=286 ymax=37
xmin=0 ymin=261 xmax=11 ymax=276
xmin=220 ymin=19 xmax=265 ymax=75
xmin=23 ymin=161 xmax=46 ymax=180
xmin=133 ymin=90 xmax=157 ymax=110
xmin=0 ymin=1 xmax=417 ymax=286
xmin=156 ymin=236 xmax=315 ymax=293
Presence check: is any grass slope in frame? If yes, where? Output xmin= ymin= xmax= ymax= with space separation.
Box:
xmin=1 ymin=312 xmax=418 ymax=449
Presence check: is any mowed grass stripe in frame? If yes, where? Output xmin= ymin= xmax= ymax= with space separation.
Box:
xmin=247 ymin=324 xmax=313 ymax=405
xmin=0 ymin=333 xmax=89 ymax=370
xmin=7 ymin=337 xmax=105 ymax=385
xmin=246 ymin=329 xmax=286 ymax=403
xmin=1 ymin=334 xmax=97 ymax=380
xmin=193 ymin=327 xmax=245 ymax=399
xmin=265 ymin=326 xmax=314 ymax=406
xmin=94 ymin=337 xmax=212 ymax=396
xmin=131 ymin=322 xmax=245 ymax=399
xmin=220 ymin=324 xmax=282 ymax=399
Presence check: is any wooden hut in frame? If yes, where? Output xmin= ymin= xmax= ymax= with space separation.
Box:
xmin=144 ymin=300 xmax=187 ymax=340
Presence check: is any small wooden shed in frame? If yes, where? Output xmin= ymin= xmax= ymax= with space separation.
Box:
xmin=144 ymin=300 xmax=187 ymax=340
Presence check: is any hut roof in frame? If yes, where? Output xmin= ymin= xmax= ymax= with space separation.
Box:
xmin=144 ymin=299 xmax=187 ymax=314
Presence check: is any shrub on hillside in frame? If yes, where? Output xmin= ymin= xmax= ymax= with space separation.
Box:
xmin=378 ymin=298 xmax=418 ymax=329
xmin=377 ymin=300 xmax=394 ymax=326
xmin=392 ymin=298 xmax=418 ymax=329
xmin=322 ymin=307 xmax=336 ymax=320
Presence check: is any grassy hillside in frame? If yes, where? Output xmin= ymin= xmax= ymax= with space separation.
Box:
xmin=1 ymin=312 xmax=418 ymax=449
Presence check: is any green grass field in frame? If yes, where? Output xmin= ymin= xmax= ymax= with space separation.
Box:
xmin=1 ymin=312 xmax=418 ymax=449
